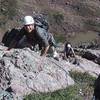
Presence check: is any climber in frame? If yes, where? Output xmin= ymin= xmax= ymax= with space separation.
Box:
xmin=62 ymin=42 xmax=79 ymax=65
xmin=63 ymin=42 xmax=76 ymax=60
xmin=6 ymin=15 xmax=57 ymax=57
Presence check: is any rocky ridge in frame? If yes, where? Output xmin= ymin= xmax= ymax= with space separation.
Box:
xmin=0 ymin=45 xmax=100 ymax=99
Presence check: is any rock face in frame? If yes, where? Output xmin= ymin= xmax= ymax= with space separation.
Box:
xmin=0 ymin=45 xmax=74 ymax=99
xmin=0 ymin=45 xmax=100 ymax=99
xmin=77 ymin=49 xmax=100 ymax=65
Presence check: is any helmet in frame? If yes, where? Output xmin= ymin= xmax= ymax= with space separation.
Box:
xmin=67 ymin=44 xmax=71 ymax=48
xmin=23 ymin=16 xmax=34 ymax=25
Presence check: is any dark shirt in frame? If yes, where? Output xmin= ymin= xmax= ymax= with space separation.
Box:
xmin=64 ymin=43 xmax=75 ymax=56
xmin=9 ymin=26 xmax=50 ymax=49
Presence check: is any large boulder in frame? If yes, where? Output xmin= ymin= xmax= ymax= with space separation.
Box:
xmin=0 ymin=45 xmax=74 ymax=99
xmin=0 ymin=45 xmax=100 ymax=99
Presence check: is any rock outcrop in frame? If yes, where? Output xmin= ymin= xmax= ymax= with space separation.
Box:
xmin=0 ymin=45 xmax=100 ymax=99
xmin=75 ymin=48 xmax=100 ymax=65
xmin=0 ymin=45 xmax=74 ymax=99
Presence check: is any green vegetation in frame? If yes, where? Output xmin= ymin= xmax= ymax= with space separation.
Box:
xmin=69 ymin=31 xmax=98 ymax=47
xmin=47 ymin=10 xmax=64 ymax=25
xmin=54 ymin=31 xmax=98 ymax=46
xmin=0 ymin=0 xmax=18 ymax=27
xmin=69 ymin=71 xmax=96 ymax=99
xmin=24 ymin=71 xmax=96 ymax=100
xmin=0 ymin=0 xmax=17 ymax=19
xmin=72 ymin=1 xmax=100 ymax=17
xmin=24 ymin=85 xmax=82 ymax=100
xmin=54 ymin=34 xmax=66 ymax=43
xmin=52 ymin=12 xmax=64 ymax=25
xmin=70 ymin=71 xmax=96 ymax=84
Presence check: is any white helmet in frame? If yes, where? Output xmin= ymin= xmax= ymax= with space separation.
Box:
xmin=67 ymin=44 xmax=71 ymax=48
xmin=23 ymin=16 xmax=34 ymax=25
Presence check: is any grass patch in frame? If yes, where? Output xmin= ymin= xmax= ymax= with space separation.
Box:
xmin=24 ymin=71 xmax=96 ymax=100
xmin=69 ymin=71 xmax=96 ymax=99
xmin=24 ymin=86 xmax=83 ymax=100
xmin=47 ymin=10 xmax=64 ymax=25
xmin=54 ymin=34 xmax=66 ymax=43
xmin=54 ymin=31 xmax=98 ymax=46
xmin=69 ymin=31 xmax=98 ymax=45
xmin=69 ymin=71 xmax=96 ymax=84
xmin=1 ymin=0 xmax=18 ymax=19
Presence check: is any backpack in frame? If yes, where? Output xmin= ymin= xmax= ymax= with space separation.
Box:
xmin=33 ymin=14 xmax=56 ymax=47
xmin=33 ymin=14 xmax=49 ymax=31
xmin=2 ymin=28 xmax=20 ymax=47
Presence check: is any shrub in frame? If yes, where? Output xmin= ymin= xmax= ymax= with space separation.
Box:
xmin=0 ymin=0 xmax=17 ymax=22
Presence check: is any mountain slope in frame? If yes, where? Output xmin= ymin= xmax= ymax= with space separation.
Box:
xmin=0 ymin=0 xmax=100 ymax=43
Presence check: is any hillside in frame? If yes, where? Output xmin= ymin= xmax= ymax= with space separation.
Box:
xmin=0 ymin=1 xmax=100 ymax=99
xmin=0 ymin=0 xmax=100 ymax=44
